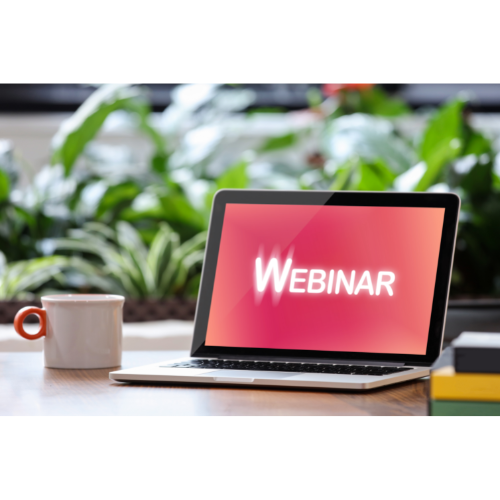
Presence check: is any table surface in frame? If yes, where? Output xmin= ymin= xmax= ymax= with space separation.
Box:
xmin=0 ymin=351 xmax=429 ymax=416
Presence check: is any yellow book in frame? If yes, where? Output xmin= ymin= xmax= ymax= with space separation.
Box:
xmin=431 ymin=366 xmax=500 ymax=402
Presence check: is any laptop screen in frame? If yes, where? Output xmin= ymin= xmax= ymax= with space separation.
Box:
xmin=205 ymin=203 xmax=445 ymax=356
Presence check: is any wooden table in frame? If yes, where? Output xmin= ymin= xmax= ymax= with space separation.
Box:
xmin=0 ymin=351 xmax=429 ymax=416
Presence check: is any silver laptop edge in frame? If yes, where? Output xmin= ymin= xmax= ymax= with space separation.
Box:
xmin=110 ymin=357 xmax=430 ymax=390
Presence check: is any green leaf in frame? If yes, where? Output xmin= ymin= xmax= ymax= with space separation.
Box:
xmin=51 ymin=85 xmax=151 ymax=176
xmin=158 ymin=253 xmax=182 ymax=295
xmin=116 ymin=221 xmax=148 ymax=260
xmin=329 ymin=162 xmax=354 ymax=191
xmin=147 ymin=223 xmax=176 ymax=287
xmin=462 ymin=129 xmax=492 ymax=156
xmin=322 ymin=114 xmax=414 ymax=174
xmin=357 ymin=87 xmax=410 ymax=117
xmin=159 ymin=193 xmax=206 ymax=234
xmin=216 ymin=161 xmax=249 ymax=190
xmin=13 ymin=206 xmax=36 ymax=230
xmin=0 ymin=255 xmax=71 ymax=299
xmin=116 ymin=221 xmax=154 ymax=295
xmin=176 ymin=231 xmax=207 ymax=259
xmin=151 ymin=152 xmax=169 ymax=173
xmin=96 ymin=182 xmax=142 ymax=220
xmin=128 ymin=103 xmax=166 ymax=153
xmin=203 ymin=185 xmax=218 ymax=216
xmin=202 ymin=162 xmax=249 ymax=212
xmin=357 ymin=160 xmax=396 ymax=191
xmin=172 ymin=250 xmax=204 ymax=292
xmin=83 ymin=221 xmax=116 ymax=240
xmin=185 ymin=273 xmax=201 ymax=297
xmin=416 ymin=99 xmax=465 ymax=191
xmin=120 ymin=205 xmax=165 ymax=222
xmin=259 ymin=133 xmax=298 ymax=152
xmin=460 ymin=162 xmax=493 ymax=198
xmin=327 ymin=157 xmax=396 ymax=192
xmin=65 ymin=258 xmax=125 ymax=295
xmin=0 ymin=169 xmax=10 ymax=202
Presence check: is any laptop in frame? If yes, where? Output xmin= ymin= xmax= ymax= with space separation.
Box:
xmin=110 ymin=190 xmax=460 ymax=390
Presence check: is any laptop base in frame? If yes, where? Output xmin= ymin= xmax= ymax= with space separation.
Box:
xmin=110 ymin=357 xmax=430 ymax=391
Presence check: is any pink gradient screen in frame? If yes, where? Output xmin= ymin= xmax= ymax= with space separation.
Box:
xmin=205 ymin=204 xmax=445 ymax=355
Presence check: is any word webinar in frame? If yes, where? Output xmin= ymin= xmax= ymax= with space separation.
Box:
xmin=255 ymin=258 xmax=395 ymax=296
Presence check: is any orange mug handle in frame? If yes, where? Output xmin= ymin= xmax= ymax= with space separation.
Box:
xmin=14 ymin=306 xmax=46 ymax=340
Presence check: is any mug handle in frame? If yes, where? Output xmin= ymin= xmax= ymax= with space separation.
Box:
xmin=14 ymin=307 xmax=47 ymax=340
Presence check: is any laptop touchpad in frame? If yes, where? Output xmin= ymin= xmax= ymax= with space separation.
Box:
xmin=202 ymin=370 xmax=296 ymax=381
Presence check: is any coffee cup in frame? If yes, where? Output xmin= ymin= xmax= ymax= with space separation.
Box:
xmin=14 ymin=294 xmax=124 ymax=369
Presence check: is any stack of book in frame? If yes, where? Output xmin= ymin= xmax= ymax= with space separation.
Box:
xmin=430 ymin=332 xmax=500 ymax=416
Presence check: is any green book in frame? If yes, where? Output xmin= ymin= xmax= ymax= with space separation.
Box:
xmin=430 ymin=399 xmax=500 ymax=416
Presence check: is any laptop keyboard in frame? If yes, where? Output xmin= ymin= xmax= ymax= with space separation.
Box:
xmin=161 ymin=359 xmax=413 ymax=376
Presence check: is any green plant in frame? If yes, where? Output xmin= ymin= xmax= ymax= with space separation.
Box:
xmin=0 ymin=84 xmax=206 ymax=261
xmin=411 ymin=98 xmax=500 ymax=296
xmin=51 ymin=84 xmax=168 ymax=176
xmin=0 ymin=251 xmax=71 ymax=299
xmin=3 ymin=84 xmax=500 ymax=300
xmin=310 ymin=113 xmax=415 ymax=191
xmin=51 ymin=221 xmax=206 ymax=298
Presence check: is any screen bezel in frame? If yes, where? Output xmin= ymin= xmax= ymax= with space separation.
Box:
xmin=191 ymin=190 xmax=460 ymax=365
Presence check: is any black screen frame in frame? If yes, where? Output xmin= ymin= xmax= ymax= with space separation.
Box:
xmin=191 ymin=190 xmax=460 ymax=366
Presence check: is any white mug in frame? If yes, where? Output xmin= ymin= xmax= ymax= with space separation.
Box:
xmin=14 ymin=294 xmax=124 ymax=369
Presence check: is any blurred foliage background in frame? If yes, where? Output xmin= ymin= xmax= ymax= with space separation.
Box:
xmin=1 ymin=83 xmax=500 ymax=299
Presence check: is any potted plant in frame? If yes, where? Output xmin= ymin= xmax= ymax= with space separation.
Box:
xmin=49 ymin=221 xmax=206 ymax=321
